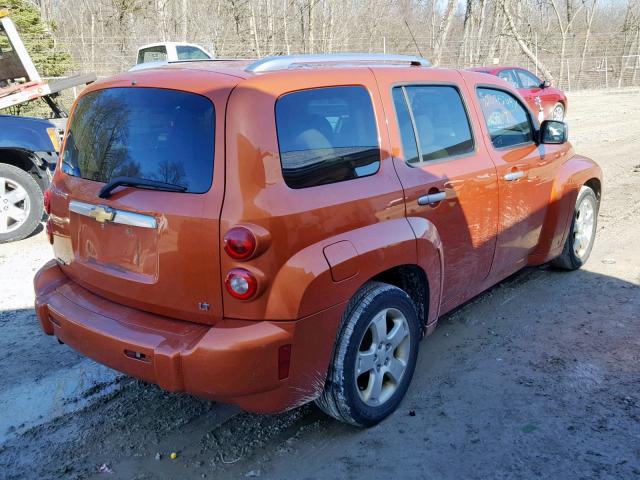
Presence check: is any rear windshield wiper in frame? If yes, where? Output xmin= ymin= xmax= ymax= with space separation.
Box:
xmin=99 ymin=176 xmax=187 ymax=199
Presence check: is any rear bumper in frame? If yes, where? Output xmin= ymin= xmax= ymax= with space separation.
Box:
xmin=34 ymin=260 xmax=343 ymax=413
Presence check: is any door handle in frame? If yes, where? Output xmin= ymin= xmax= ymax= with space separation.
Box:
xmin=418 ymin=191 xmax=447 ymax=206
xmin=504 ymin=171 xmax=525 ymax=182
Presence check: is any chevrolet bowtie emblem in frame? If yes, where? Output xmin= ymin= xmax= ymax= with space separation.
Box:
xmin=89 ymin=205 xmax=115 ymax=223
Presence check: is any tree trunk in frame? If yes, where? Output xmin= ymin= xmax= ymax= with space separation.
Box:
xmin=474 ymin=0 xmax=487 ymax=64
xmin=433 ymin=0 xmax=456 ymax=66
xmin=181 ymin=0 xmax=188 ymax=42
xmin=283 ymin=0 xmax=290 ymax=55
xmin=577 ymin=0 xmax=598 ymax=87
xmin=308 ymin=0 xmax=315 ymax=54
xmin=501 ymin=0 xmax=554 ymax=81
xmin=458 ymin=1 xmax=473 ymax=67
xmin=250 ymin=3 xmax=261 ymax=57
xmin=550 ymin=0 xmax=584 ymax=88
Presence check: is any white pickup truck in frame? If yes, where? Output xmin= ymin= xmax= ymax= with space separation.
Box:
xmin=135 ymin=42 xmax=212 ymax=65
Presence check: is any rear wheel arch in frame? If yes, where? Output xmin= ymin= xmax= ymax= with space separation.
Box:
xmin=264 ymin=218 xmax=441 ymax=320
xmin=370 ymin=264 xmax=429 ymax=334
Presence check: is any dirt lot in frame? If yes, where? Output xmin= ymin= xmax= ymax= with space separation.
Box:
xmin=1 ymin=89 xmax=639 ymax=480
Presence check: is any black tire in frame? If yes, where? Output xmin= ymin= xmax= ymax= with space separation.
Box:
xmin=551 ymin=186 xmax=598 ymax=270
xmin=316 ymin=282 xmax=420 ymax=427
xmin=0 ymin=163 xmax=44 ymax=243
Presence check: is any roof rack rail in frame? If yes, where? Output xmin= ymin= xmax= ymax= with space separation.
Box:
xmin=245 ymin=53 xmax=430 ymax=73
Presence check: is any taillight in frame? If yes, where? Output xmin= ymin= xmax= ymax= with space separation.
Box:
xmin=43 ymin=188 xmax=52 ymax=215
xmin=225 ymin=268 xmax=258 ymax=300
xmin=224 ymin=226 xmax=256 ymax=260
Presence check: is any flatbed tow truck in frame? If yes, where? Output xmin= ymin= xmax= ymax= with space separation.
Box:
xmin=0 ymin=10 xmax=95 ymax=242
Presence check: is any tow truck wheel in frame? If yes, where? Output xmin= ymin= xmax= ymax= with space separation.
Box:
xmin=0 ymin=163 xmax=44 ymax=243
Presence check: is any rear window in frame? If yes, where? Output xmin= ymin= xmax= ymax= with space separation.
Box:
xmin=61 ymin=88 xmax=215 ymax=193
xmin=275 ymin=86 xmax=380 ymax=189
xmin=137 ymin=46 xmax=167 ymax=64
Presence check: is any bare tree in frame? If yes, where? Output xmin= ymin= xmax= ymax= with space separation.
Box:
xmin=21 ymin=0 xmax=637 ymax=90
xmin=577 ymin=0 xmax=598 ymax=86
xmin=550 ymin=0 xmax=585 ymax=87
xmin=501 ymin=0 xmax=554 ymax=80
xmin=432 ymin=0 xmax=456 ymax=66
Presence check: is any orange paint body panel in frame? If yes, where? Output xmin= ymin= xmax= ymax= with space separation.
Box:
xmin=35 ymin=259 xmax=344 ymax=412
xmin=34 ymin=60 xmax=602 ymax=413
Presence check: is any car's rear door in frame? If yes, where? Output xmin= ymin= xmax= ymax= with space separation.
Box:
xmin=374 ymin=68 xmax=499 ymax=313
xmin=48 ymin=71 xmax=238 ymax=325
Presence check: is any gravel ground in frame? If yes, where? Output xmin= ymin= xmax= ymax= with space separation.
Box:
xmin=0 ymin=89 xmax=639 ymax=480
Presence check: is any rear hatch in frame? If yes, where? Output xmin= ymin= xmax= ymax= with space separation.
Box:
xmin=49 ymin=71 xmax=237 ymax=324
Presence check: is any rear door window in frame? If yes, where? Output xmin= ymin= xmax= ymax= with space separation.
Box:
xmin=62 ymin=88 xmax=215 ymax=193
xmin=393 ymin=85 xmax=474 ymax=163
xmin=476 ymin=87 xmax=534 ymax=148
xmin=275 ymin=86 xmax=380 ymax=189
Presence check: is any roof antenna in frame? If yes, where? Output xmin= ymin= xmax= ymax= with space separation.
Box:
xmin=404 ymin=20 xmax=424 ymax=58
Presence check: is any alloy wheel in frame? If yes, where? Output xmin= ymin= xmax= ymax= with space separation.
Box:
xmin=355 ymin=307 xmax=411 ymax=407
xmin=552 ymin=104 xmax=565 ymax=121
xmin=0 ymin=176 xmax=30 ymax=234
xmin=573 ymin=194 xmax=596 ymax=259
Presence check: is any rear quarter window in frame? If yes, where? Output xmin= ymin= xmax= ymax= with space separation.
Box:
xmin=61 ymin=88 xmax=215 ymax=193
xmin=275 ymin=86 xmax=380 ymax=189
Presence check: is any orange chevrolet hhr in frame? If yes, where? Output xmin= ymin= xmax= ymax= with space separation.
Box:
xmin=35 ymin=54 xmax=602 ymax=427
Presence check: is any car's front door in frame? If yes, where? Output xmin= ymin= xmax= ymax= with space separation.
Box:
xmin=375 ymin=69 xmax=499 ymax=313
xmin=472 ymin=86 xmax=557 ymax=281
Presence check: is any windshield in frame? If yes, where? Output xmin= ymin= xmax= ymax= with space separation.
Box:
xmin=61 ymin=87 xmax=215 ymax=193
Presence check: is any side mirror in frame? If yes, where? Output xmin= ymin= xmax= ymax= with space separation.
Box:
xmin=540 ymin=80 xmax=550 ymax=89
xmin=539 ymin=120 xmax=568 ymax=144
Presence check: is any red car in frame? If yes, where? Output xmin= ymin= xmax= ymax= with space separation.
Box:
xmin=470 ymin=66 xmax=567 ymax=122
